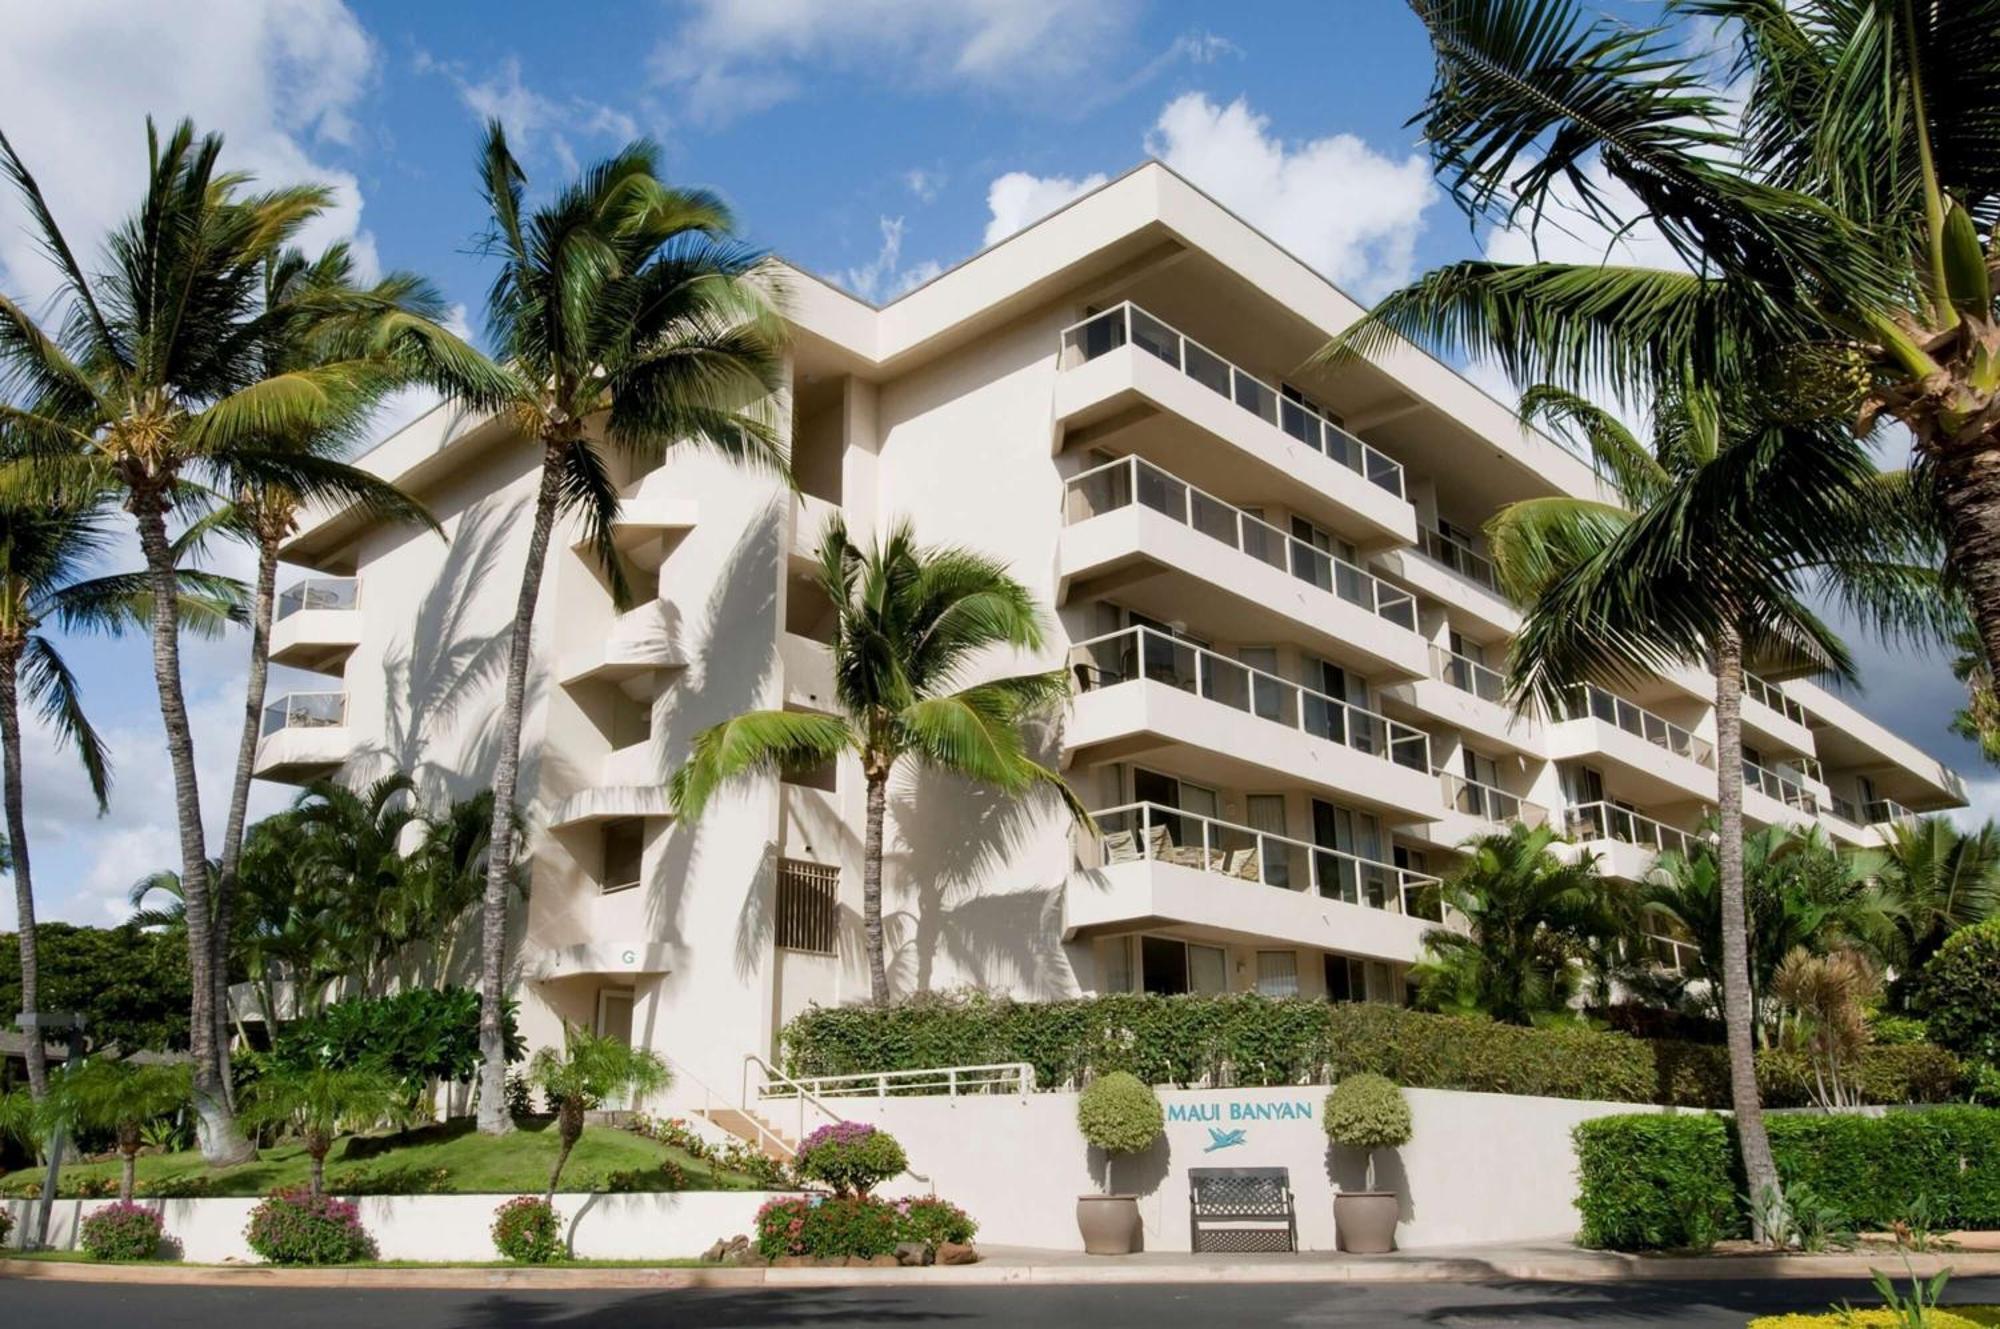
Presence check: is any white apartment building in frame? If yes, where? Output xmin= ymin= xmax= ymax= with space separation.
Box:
xmin=261 ymin=162 xmax=1967 ymax=1097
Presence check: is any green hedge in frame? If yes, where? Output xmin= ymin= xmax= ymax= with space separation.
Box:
xmin=1575 ymin=1108 xmax=2000 ymax=1250
xmin=782 ymin=993 xmax=1960 ymax=1109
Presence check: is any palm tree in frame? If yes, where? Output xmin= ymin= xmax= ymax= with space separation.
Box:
xmin=53 ymin=1059 xmax=191 ymax=1202
xmin=1949 ymin=625 xmax=2000 ymax=763
xmin=461 ymin=121 xmax=789 ymax=1134
xmin=1863 ymin=816 xmax=2000 ymax=981
xmin=1413 ymin=822 xmax=1621 ymax=1023
xmin=291 ymin=775 xmax=425 ymax=997
xmin=528 ymin=1024 xmax=668 ymax=1204
xmin=0 ymin=492 xmax=237 ymax=1100
xmin=242 ymin=1065 xmax=407 ymax=1197
xmin=671 ymin=517 xmax=1085 ymax=1005
xmin=0 ymin=118 xmax=495 ymax=1163
xmin=1771 ymin=946 xmax=1880 ymax=1111
xmin=400 ymin=790 xmax=522 ymax=990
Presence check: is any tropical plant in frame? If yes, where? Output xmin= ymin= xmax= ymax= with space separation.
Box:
xmin=1323 ymin=1073 xmax=1413 ymax=1193
xmin=51 ymin=1059 xmax=190 ymax=1202
xmin=290 ymin=775 xmax=426 ymax=995
xmin=271 ymin=986 xmax=524 ymax=1098
xmin=672 ymin=517 xmax=1083 ymax=1004
xmin=490 ymin=1194 xmax=563 ymax=1263
xmin=242 ymin=1065 xmax=407 ymax=1197
xmin=1863 ymin=816 xmax=2000 ymax=982
xmin=460 ymin=121 xmax=788 ymax=1134
xmin=1916 ymin=916 xmax=2000 ymax=1065
xmin=1412 ymin=821 xmax=1622 ymax=1023
xmin=1771 ymin=948 xmax=1880 ymax=1111
xmin=0 ymin=921 xmax=191 ymax=1056
xmin=1075 ymin=1071 xmax=1162 ymax=1194
xmin=527 ymin=1024 xmax=669 ymax=1202
xmin=78 ymin=1201 xmax=165 ymax=1261
xmin=792 ymin=1121 xmax=907 ymax=1196
xmin=244 ymin=1188 xmax=374 ymax=1264
xmin=1949 ymin=625 xmax=2000 ymax=764
xmin=0 ymin=117 xmax=493 ymax=1162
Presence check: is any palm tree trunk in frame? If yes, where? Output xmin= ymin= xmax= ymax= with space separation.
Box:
xmin=211 ymin=527 xmax=281 ymax=1113
xmin=1933 ymin=438 xmax=2000 ymax=697
xmin=310 ymin=1147 xmax=326 ymax=1198
xmin=120 ymin=1149 xmax=137 ymax=1204
xmin=476 ymin=444 xmax=568 ymax=1135
xmin=132 ymin=490 xmax=256 ymax=1166
xmin=0 ymin=650 xmax=48 ymax=1099
xmin=545 ymin=1100 xmax=582 ymax=1205
xmin=862 ymin=771 xmax=891 ymax=1006
xmin=1713 ymin=621 xmax=1781 ymax=1241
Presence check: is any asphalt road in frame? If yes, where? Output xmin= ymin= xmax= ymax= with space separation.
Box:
xmin=8 ymin=1277 xmax=2000 ymax=1327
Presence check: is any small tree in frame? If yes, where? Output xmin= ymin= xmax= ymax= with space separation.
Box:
xmin=1075 ymin=1071 xmax=1162 ymax=1194
xmin=528 ymin=1026 xmax=669 ymax=1203
xmin=1323 ymin=1073 xmax=1411 ymax=1193
xmin=1772 ymin=947 xmax=1879 ymax=1111
xmin=243 ymin=1066 xmax=406 ymax=1197
xmin=53 ymin=1060 xmax=190 ymax=1202
xmin=1917 ymin=917 xmax=2000 ymax=1066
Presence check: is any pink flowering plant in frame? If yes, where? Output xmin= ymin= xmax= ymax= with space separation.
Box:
xmin=80 ymin=1202 xmax=165 ymax=1261
xmin=244 ymin=1188 xmax=375 ymax=1264
xmin=491 ymin=1195 xmax=564 ymax=1263
xmin=753 ymin=1193 xmax=901 ymax=1260
xmin=792 ymin=1121 xmax=906 ymax=1196
xmin=894 ymin=1195 xmax=976 ymax=1249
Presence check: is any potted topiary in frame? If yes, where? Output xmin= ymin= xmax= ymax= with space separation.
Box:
xmin=1074 ymin=1071 xmax=1163 ymax=1255
xmin=1323 ymin=1073 xmax=1411 ymax=1253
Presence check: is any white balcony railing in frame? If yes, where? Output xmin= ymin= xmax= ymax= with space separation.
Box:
xmin=1638 ymin=932 xmax=1701 ymax=973
xmin=1063 ymin=454 xmax=1419 ymax=633
xmin=1071 ymin=626 xmax=1432 ymax=773
xmin=1565 ymin=800 xmax=1700 ymax=858
xmin=1415 ymin=525 xmax=1500 ymax=594
xmin=1084 ymin=800 xmax=1442 ymax=917
xmin=261 ymin=691 xmax=346 ymax=737
xmin=1744 ymin=672 xmax=1808 ymax=726
xmin=1057 ymin=302 xmax=1407 ymax=499
xmin=1431 ymin=644 xmax=1507 ymax=704
xmin=1560 ymin=684 xmax=1715 ymax=768
xmin=1742 ymin=758 xmax=1819 ymax=814
xmin=276 ymin=576 xmax=358 ymax=619
xmin=1865 ymin=798 xmax=1918 ymax=826
xmin=1439 ymin=772 xmax=1548 ymax=827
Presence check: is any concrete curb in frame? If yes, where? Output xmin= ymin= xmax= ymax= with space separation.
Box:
xmin=5 ymin=1250 xmax=1998 ymax=1291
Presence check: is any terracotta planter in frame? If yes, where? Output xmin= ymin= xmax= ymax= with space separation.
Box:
xmin=1334 ymin=1191 xmax=1399 ymax=1253
xmin=1076 ymin=1194 xmax=1141 ymax=1255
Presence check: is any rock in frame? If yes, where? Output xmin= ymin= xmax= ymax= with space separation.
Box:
xmin=726 ymin=1249 xmax=770 ymax=1268
xmin=774 ymin=1255 xmax=811 ymax=1268
xmin=868 ymin=1254 xmax=900 ymax=1267
xmin=701 ymin=1240 xmax=728 ymax=1264
xmin=936 ymin=1241 xmax=977 ymax=1266
xmin=816 ymin=1256 xmax=850 ymax=1267
xmin=893 ymin=1241 xmax=934 ymax=1267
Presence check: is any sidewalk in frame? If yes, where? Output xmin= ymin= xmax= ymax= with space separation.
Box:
xmin=6 ymin=1239 xmax=2000 ymax=1291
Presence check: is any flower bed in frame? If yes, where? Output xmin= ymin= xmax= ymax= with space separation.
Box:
xmin=752 ymin=1192 xmax=979 ymax=1261
xmin=244 ymin=1189 xmax=376 ymax=1265
xmin=79 ymin=1202 xmax=164 ymax=1261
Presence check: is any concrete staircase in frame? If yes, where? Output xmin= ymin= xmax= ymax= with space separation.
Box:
xmin=699 ymin=1106 xmax=797 ymax=1163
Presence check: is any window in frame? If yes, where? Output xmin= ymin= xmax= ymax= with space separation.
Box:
xmin=1312 ymin=799 xmax=1384 ymax=905
xmin=1098 ymin=936 xmax=1135 ymax=993
xmin=1133 ymin=768 xmax=1218 ymax=848
xmin=600 ymin=819 xmax=645 ymax=894
xmin=775 ymin=858 xmax=838 ymax=954
xmin=1244 ymin=794 xmax=1290 ymax=888
xmin=1256 ymin=950 xmax=1300 ymax=998
xmin=1325 ymin=954 xmax=1396 ymax=1004
xmin=1239 ymin=647 xmax=1282 ymax=720
xmin=1141 ymin=936 xmax=1227 ymax=995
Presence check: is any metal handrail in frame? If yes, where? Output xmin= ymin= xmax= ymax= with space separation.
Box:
xmin=260 ymin=691 xmax=346 ymax=737
xmin=1083 ymin=799 xmax=1444 ymax=918
xmin=1070 ymin=625 xmax=1432 ymax=772
xmin=1430 ymin=644 xmax=1507 ymax=704
xmin=1056 ymin=302 xmax=1406 ymax=498
xmin=1742 ymin=758 xmax=1819 ymax=814
xmin=1565 ymin=800 xmax=1699 ymax=858
xmin=766 ymin=1063 xmax=1037 ymax=1100
xmin=276 ymin=576 xmax=358 ymax=620
xmin=1415 ymin=525 xmax=1499 ymax=593
xmin=1439 ymin=771 xmax=1548 ymax=827
xmin=662 ymin=1054 xmax=798 ymax=1164
xmin=1560 ymin=683 xmax=1715 ymax=768
xmin=741 ymin=1053 xmax=846 ymax=1155
xmin=1062 ymin=453 xmax=1419 ymax=632
xmin=1744 ymin=672 xmax=1808 ymax=726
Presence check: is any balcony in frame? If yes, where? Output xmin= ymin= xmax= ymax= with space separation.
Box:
xmin=781 ymin=631 xmax=837 ymax=713
xmin=1742 ymin=671 xmax=1816 ymax=752
xmin=254 ymin=691 xmax=348 ymax=783
xmin=1865 ymin=798 xmax=1919 ymax=828
xmin=269 ymin=577 xmax=361 ymax=672
xmin=1067 ymin=627 xmax=1441 ymax=820
xmin=1564 ymin=800 xmax=1702 ymax=881
xmin=573 ymin=474 xmax=698 ymax=572
xmin=1547 ymin=683 xmax=1716 ymax=804
xmin=1066 ymin=801 xmax=1443 ymax=964
xmin=1381 ymin=645 xmax=1540 ymax=756
xmin=1372 ymin=526 xmax=1519 ymax=637
xmin=1053 ymin=303 xmax=1414 ymax=545
xmin=557 ymin=601 xmax=688 ymax=689
xmin=1742 ymin=758 xmax=1819 ymax=828
xmin=1060 ymin=454 xmax=1429 ymax=678
xmin=1418 ymin=772 xmax=1550 ymax=852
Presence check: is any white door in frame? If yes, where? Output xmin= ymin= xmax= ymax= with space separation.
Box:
xmin=595 ymin=987 xmax=637 ymax=1109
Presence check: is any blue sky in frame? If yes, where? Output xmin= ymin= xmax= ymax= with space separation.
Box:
xmin=0 ymin=0 xmax=1982 ymax=928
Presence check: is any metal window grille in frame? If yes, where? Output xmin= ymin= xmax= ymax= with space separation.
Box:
xmin=776 ymin=858 xmax=839 ymax=955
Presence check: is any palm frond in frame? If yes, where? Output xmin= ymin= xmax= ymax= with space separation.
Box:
xmin=669 ymin=709 xmax=854 ymax=823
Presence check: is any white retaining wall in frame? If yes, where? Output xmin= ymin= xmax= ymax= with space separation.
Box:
xmin=844 ymin=1085 xmax=1683 ymax=1252
xmin=8 ymin=1190 xmax=787 ymax=1263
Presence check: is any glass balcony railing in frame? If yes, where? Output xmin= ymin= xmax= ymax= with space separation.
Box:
xmin=1057 ymin=302 xmax=1407 ymax=500
xmin=1742 ymin=759 xmax=1819 ymax=814
xmin=1743 ymin=672 xmax=1808 ymax=726
xmin=1637 ymin=932 xmax=1700 ymax=973
xmin=1415 ymin=525 xmax=1500 ymax=594
xmin=1439 ymin=772 xmax=1548 ymax=827
xmin=1071 ymin=626 xmax=1433 ymax=773
xmin=261 ymin=692 xmax=346 ymax=737
xmin=1063 ymin=454 xmax=1419 ymax=633
xmin=1559 ymin=684 xmax=1715 ymax=768
xmin=1565 ymin=800 xmax=1700 ymax=858
xmin=276 ymin=576 xmax=359 ymax=619
xmin=1830 ymin=794 xmax=1862 ymax=824
xmin=1864 ymin=798 xmax=1918 ymax=826
xmin=1431 ymin=644 xmax=1507 ymax=705
xmin=1083 ymin=800 xmax=1441 ymax=917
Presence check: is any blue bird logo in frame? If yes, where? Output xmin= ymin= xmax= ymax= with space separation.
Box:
xmin=1204 ymin=1127 xmax=1247 ymax=1153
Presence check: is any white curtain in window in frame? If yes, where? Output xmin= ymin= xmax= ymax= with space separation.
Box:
xmin=1256 ymin=950 xmax=1300 ymax=998
xmin=1189 ymin=944 xmax=1228 ymax=995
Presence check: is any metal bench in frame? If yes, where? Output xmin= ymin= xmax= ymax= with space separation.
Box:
xmin=1188 ymin=1166 xmax=1298 ymax=1253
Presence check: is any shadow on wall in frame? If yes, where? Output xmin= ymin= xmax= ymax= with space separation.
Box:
xmin=1325 ymin=1139 xmax=1414 ymax=1222
xmin=1090 ymin=1134 xmax=1173 ymax=1215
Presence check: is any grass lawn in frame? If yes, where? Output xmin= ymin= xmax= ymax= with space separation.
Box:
xmin=2 ymin=1116 xmax=773 ymax=1199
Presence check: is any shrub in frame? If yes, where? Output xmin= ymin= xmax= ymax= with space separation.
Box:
xmin=1920 ymin=918 xmax=2000 ymax=1065
xmin=491 ymin=1196 xmax=563 ymax=1263
xmin=1746 ymin=1312 xmax=2000 ymax=1328
xmin=895 ymin=1195 xmax=976 ymax=1249
xmin=1077 ymin=1072 xmax=1164 ymax=1156
xmin=1324 ymin=1074 xmax=1412 ymax=1192
xmin=0 ymin=1204 xmax=12 ymax=1247
xmin=793 ymin=1122 xmax=907 ymax=1196
xmin=1574 ymin=1107 xmax=2000 ymax=1251
xmin=80 ymin=1202 xmax=165 ymax=1261
xmin=605 ymin=1161 xmax=687 ymax=1193
xmin=782 ymin=993 xmax=1959 ymax=1108
xmin=754 ymin=1194 xmax=901 ymax=1260
xmin=271 ymin=986 xmax=524 ymax=1094
xmin=243 ymin=1189 xmax=375 ymax=1265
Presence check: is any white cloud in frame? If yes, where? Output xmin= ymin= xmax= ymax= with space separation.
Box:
xmin=982 ymin=171 xmax=1110 ymax=247
xmin=841 ymin=217 xmax=945 ymax=302
xmin=0 ymin=0 xmax=381 ymax=307
xmin=416 ymin=52 xmax=637 ymax=176
xmin=651 ymin=0 xmax=1139 ymax=126
xmin=904 ymin=169 xmax=944 ymax=204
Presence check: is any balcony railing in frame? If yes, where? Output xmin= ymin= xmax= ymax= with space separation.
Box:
xmin=1057 ymin=302 xmax=1407 ymax=499
xmin=1415 ymin=525 xmax=1499 ymax=594
xmin=1439 ymin=772 xmax=1548 ymax=827
xmin=1830 ymin=794 xmax=1861 ymax=824
xmin=1071 ymin=626 xmax=1432 ymax=772
xmin=1637 ymin=932 xmax=1701 ymax=973
xmin=1565 ymin=800 xmax=1700 ymax=858
xmin=1559 ymin=684 xmax=1715 ymax=768
xmin=1865 ymin=798 xmax=1918 ymax=826
xmin=1744 ymin=672 xmax=1808 ymax=726
xmin=1083 ymin=800 xmax=1441 ymax=917
xmin=1063 ymin=454 xmax=1419 ymax=633
xmin=261 ymin=692 xmax=346 ymax=737
xmin=276 ymin=576 xmax=358 ymax=619
xmin=1431 ymin=644 xmax=1507 ymax=705
xmin=1742 ymin=758 xmax=1819 ymax=814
